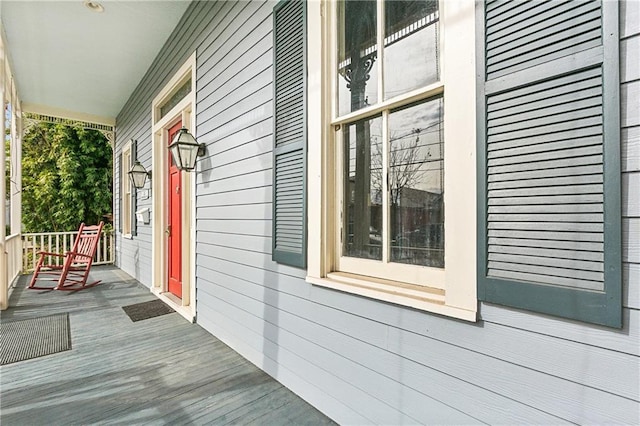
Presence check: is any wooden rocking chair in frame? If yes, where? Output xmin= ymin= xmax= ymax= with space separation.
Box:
xmin=29 ymin=222 xmax=105 ymax=291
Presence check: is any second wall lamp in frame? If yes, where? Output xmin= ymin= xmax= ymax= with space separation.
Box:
xmin=128 ymin=160 xmax=151 ymax=189
xmin=168 ymin=128 xmax=206 ymax=172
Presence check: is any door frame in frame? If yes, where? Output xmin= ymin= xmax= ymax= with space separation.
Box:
xmin=150 ymin=52 xmax=197 ymax=322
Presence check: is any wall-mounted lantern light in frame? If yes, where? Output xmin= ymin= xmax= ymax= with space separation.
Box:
xmin=168 ymin=128 xmax=206 ymax=172
xmin=128 ymin=161 xmax=151 ymax=189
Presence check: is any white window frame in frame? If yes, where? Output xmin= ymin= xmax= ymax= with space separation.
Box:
xmin=121 ymin=140 xmax=133 ymax=238
xmin=306 ymin=0 xmax=477 ymax=321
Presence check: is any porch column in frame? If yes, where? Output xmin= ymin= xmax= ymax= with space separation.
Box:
xmin=0 ymin=39 xmax=7 ymax=310
xmin=10 ymin=90 xmax=21 ymax=235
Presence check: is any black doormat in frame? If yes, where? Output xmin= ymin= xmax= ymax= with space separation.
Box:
xmin=0 ymin=313 xmax=72 ymax=365
xmin=122 ymin=299 xmax=174 ymax=322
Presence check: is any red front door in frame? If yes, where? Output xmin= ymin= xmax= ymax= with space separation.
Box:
xmin=167 ymin=122 xmax=183 ymax=298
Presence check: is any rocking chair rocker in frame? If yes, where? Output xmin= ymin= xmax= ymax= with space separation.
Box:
xmin=29 ymin=222 xmax=105 ymax=291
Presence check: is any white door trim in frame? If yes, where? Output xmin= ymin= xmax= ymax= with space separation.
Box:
xmin=150 ymin=52 xmax=197 ymax=322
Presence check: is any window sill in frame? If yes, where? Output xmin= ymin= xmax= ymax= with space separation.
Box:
xmin=307 ymin=272 xmax=477 ymax=322
xmin=122 ymin=233 xmax=133 ymax=240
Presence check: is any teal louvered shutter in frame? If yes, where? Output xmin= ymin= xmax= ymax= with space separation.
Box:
xmin=477 ymin=0 xmax=621 ymax=327
xmin=272 ymin=0 xmax=307 ymax=268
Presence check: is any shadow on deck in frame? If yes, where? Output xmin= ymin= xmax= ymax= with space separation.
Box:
xmin=0 ymin=266 xmax=335 ymax=425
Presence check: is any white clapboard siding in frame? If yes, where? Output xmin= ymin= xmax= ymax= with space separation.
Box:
xmin=200 ymin=259 xmax=640 ymax=402
xmin=620 ymin=0 xmax=640 ymax=315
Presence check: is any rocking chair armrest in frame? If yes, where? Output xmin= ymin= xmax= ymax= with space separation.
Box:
xmin=37 ymin=251 xmax=66 ymax=258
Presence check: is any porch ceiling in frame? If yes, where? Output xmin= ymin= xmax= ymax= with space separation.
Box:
xmin=1 ymin=0 xmax=191 ymax=124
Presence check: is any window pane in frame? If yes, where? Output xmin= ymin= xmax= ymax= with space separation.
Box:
xmin=160 ymin=78 xmax=191 ymax=120
xmin=384 ymin=0 xmax=440 ymax=100
xmin=389 ymin=96 xmax=443 ymax=267
xmin=343 ymin=115 xmax=383 ymax=261
xmin=337 ymin=0 xmax=378 ymax=116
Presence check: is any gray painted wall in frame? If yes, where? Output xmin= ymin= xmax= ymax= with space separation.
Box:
xmin=621 ymin=0 xmax=640 ymax=318
xmin=114 ymin=0 xmax=640 ymax=423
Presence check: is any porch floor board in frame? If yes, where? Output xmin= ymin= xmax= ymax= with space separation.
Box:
xmin=0 ymin=266 xmax=334 ymax=425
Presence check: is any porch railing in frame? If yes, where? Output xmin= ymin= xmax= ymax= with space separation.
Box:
xmin=6 ymin=233 xmax=22 ymax=284
xmin=22 ymin=229 xmax=115 ymax=273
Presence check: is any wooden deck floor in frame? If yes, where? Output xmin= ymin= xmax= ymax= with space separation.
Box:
xmin=0 ymin=266 xmax=335 ymax=425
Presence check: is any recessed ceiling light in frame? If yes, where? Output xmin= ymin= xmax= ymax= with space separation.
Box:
xmin=84 ymin=0 xmax=104 ymax=13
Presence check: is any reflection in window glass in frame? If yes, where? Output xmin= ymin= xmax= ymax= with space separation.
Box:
xmin=337 ymin=0 xmax=378 ymax=116
xmin=384 ymin=0 xmax=440 ymax=100
xmin=389 ymin=96 xmax=444 ymax=267
xmin=343 ymin=115 xmax=383 ymax=260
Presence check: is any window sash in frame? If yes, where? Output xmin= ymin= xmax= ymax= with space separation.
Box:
xmin=333 ymin=0 xmax=443 ymax=124
xmin=333 ymin=0 xmax=445 ymax=287
xmin=335 ymin=106 xmax=445 ymax=288
xmin=332 ymin=82 xmax=443 ymax=126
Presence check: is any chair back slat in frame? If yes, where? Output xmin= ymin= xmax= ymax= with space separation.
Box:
xmin=71 ymin=223 xmax=104 ymax=260
xmin=77 ymin=237 xmax=93 ymax=256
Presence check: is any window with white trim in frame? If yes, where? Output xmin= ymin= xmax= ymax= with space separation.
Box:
xmin=121 ymin=142 xmax=133 ymax=237
xmin=306 ymin=0 xmax=477 ymax=321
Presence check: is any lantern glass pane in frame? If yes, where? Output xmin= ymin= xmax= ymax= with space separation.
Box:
xmin=180 ymin=131 xmax=198 ymax=145
xmin=180 ymin=145 xmax=197 ymax=170
xmin=169 ymin=144 xmax=181 ymax=168
xmin=129 ymin=163 xmax=148 ymax=188
xmin=131 ymin=172 xmax=146 ymax=188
